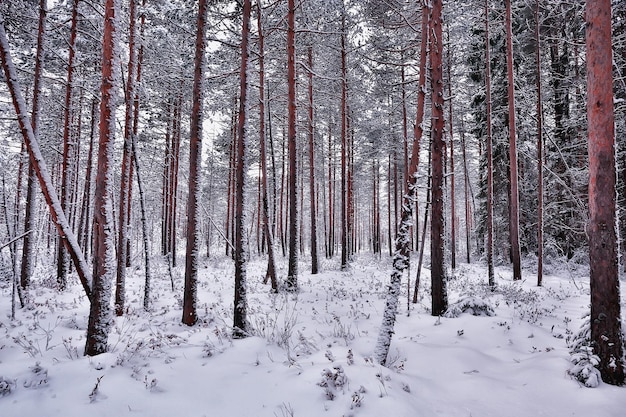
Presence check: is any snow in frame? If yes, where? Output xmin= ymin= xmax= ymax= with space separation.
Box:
xmin=1 ymin=255 xmax=625 ymax=417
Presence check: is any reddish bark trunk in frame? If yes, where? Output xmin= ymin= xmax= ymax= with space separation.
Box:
xmin=505 ymin=0 xmax=522 ymax=281
xmin=286 ymin=0 xmax=298 ymax=290
xmin=586 ymin=0 xmax=625 ymax=386
xmin=86 ymin=0 xmax=119 ymax=356
xmin=182 ymin=0 xmax=209 ymax=326
xmin=535 ymin=0 xmax=544 ymax=286
xmin=430 ymin=0 xmax=447 ymax=317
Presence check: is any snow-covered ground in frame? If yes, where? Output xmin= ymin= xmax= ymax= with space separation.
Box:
xmin=1 ymin=253 xmax=625 ymax=417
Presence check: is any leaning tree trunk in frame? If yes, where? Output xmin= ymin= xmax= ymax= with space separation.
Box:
xmin=0 ymin=16 xmax=92 ymax=301
xmin=182 ymin=0 xmax=209 ymax=326
xmin=85 ymin=0 xmax=120 ymax=356
xmin=374 ymin=2 xmax=429 ymax=366
xmin=585 ymin=0 xmax=625 ymax=386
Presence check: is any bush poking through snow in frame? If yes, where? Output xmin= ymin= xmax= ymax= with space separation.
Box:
xmin=567 ymin=315 xmax=601 ymax=388
xmin=444 ymin=296 xmax=495 ymax=318
xmin=23 ymin=362 xmax=48 ymax=388
xmin=318 ymin=366 xmax=347 ymax=400
xmin=0 ymin=377 xmax=16 ymax=397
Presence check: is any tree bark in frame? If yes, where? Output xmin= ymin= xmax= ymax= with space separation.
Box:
xmin=85 ymin=0 xmax=120 ymax=356
xmin=286 ymin=0 xmax=298 ymax=290
xmin=308 ymin=46 xmax=319 ymax=274
xmin=58 ymin=0 xmax=80 ymax=291
xmin=257 ymin=0 xmax=277 ymax=290
xmin=535 ymin=0 xmax=544 ymax=286
xmin=374 ymin=2 xmax=429 ymax=365
xmin=20 ymin=0 xmax=47 ymax=299
xmin=430 ymin=0 xmax=448 ymax=317
xmin=585 ymin=0 xmax=625 ymax=386
xmin=182 ymin=0 xmax=209 ymax=326
xmin=233 ymin=0 xmax=251 ymax=338
xmin=485 ymin=0 xmax=495 ymax=288
xmin=505 ymin=0 xmax=522 ymax=281
xmin=116 ymin=0 xmax=139 ymax=316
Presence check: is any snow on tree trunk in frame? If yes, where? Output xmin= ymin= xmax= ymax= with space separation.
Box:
xmin=585 ymin=0 xmax=625 ymax=386
xmin=374 ymin=2 xmax=429 ymax=366
xmin=233 ymin=0 xmax=251 ymax=338
xmin=182 ymin=0 xmax=209 ymax=326
xmin=85 ymin=0 xmax=121 ymax=356
xmin=116 ymin=0 xmax=139 ymax=317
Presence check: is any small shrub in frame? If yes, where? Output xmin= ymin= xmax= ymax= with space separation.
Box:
xmin=444 ymin=296 xmax=495 ymax=318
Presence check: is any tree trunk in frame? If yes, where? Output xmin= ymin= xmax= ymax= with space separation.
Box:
xmin=340 ymin=11 xmax=349 ymax=271
xmin=447 ymin=26 xmax=456 ymax=270
xmin=308 ymin=46 xmax=319 ymax=274
xmin=485 ymin=0 xmax=495 ymax=288
xmin=374 ymin=2 xmax=429 ymax=365
xmin=505 ymin=0 xmax=522 ymax=281
xmin=430 ymin=0 xmax=447 ymax=317
xmin=182 ymin=0 xmax=209 ymax=326
xmin=116 ymin=0 xmax=138 ymax=316
xmin=286 ymin=0 xmax=298 ymax=290
xmin=58 ymin=0 xmax=80 ymax=291
xmin=257 ymin=0 xmax=277 ymax=290
xmin=20 ymin=0 xmax=47 ymax=299
xmin=535 ymin=0 xmax=544 ymax=286
xmin=85 ymin=0 xmax=120 ymax=356
xmin=585 ymin=0 xmax=625 ymax=386
xmin=233 ymin=0 xmax=251 ymax=338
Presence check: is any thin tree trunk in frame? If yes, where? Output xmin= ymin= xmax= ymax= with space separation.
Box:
xmin=340 ymin=11 xmax=348 ymax=270
xmin=308 ymin=46 xmax=319 ymax=274
xmin=286 ymin=0 xmax=298 ymax=290
xmin=58 ymin=0 xmax=80 ymax=291
xmin=374 ymin=2 xmax=429 ymax=365
xmin=20 ymin=0 xmax=47 ymax=300
xmin=116 ymin=0 xmax=138 ymax=316
xmin=535 ymin=0 xmax=544 ymax=287
xmin=182 ymin=0 xmax=209 ymax=326
xmin=257 ymin=1 xmax=277 ymax=290
xmin=485 ymin=0 xmax=495 ymax=288
xmin=413 ymin=140 xmax=432 ymax=304
xmin=447 ymin=26 xmax=456 ymax=270
xmin=505 ymin=0 xmax=522 ymax=281
xmin=233 ymin=0 xmax=251 ymax=338
xmin=85 ymin=0 xmax=120 ymax=356
xmin=585 ymin=0 xmax=625 ymax=386
xmin=461 ymin=118 xmax=471 ymax=264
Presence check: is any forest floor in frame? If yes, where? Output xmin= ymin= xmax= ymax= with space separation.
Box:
xmin=1 ymin=252 xmax=625 ymax=417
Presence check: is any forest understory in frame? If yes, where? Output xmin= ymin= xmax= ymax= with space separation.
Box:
xmin=1 ymin=253 xmax=625 ymax=417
